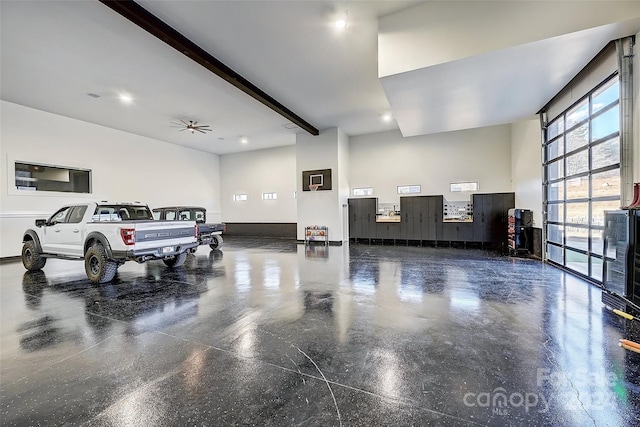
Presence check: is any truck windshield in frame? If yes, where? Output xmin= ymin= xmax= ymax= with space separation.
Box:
xmin=94 ymin=205 xmax=153 ymax=221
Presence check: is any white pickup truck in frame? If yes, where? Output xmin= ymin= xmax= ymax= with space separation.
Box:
xmin=21 ymin=202 xmax=198 ymax=284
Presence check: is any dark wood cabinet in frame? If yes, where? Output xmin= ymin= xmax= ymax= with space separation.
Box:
xmin=377 ymin=222 xmax=402 ymax=239
xmin=400 ymin=195 xmax=443 ymax=241
xmin=443 ymin=222 xmax=472 ymax=241
xmin=472 ymin=194 xmax=493 ymax=242
xmin=491 ymin=193 xmax=515 ymax=253
xmin=472 ymin=192 xmax=515 ymax=249
xmin=400 ymin=196 xmax=418 ymax=240
xmin=422 ymin=196 xmax=443 ymax=241
xmin=348 ymin=198 xmax=376 ymax=239
xmin=348 ymin=193 xmax=514 ymax=250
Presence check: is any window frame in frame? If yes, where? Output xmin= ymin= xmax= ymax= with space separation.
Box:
xmin=543 ymin=74 xmax=621 ymax=283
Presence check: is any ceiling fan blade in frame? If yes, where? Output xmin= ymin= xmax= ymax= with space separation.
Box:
xmin=196 ymin=129 xmax=206 ymax=134
xmin=178 ymin=128 xmax=187 ymax=132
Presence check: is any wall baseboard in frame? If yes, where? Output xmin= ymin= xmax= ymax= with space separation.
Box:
xmin=224 ymin=222 xmax=297 ymax=238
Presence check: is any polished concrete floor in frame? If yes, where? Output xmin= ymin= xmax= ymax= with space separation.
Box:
xmin=1 ymin=237 xmax=638 ymax=426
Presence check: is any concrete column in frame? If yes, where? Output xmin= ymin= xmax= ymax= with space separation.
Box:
xmin=296 ymin=128 xmax=349 ymax=244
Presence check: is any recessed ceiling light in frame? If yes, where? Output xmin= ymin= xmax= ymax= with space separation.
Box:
xmin=382 ymin=112 xmax=393 ymax=122
xmin=335 ymin=11 xmax=349 ymax=29
xmin=240 ymin=136 xmax=248 ymax=144
xmin=118 ymin=92 xmax=133 ymax=104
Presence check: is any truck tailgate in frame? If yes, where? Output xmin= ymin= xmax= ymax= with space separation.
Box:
xmin=133 ymin=220 xmax=196 ymax=250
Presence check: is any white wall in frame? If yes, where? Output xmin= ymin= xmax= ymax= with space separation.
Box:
xmin=0 ymin=101 xmax=221 ymax=258
xmin=349 ymin=126 xmax=513 ymax=206
xmin=511 ymin=120 xmax=544 ymax=228
xmin=219 ymin=145 xmax=297 ymax=223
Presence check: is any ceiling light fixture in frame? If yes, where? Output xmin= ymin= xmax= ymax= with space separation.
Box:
xmin=118 ymin=92 xmax=133 ymax=104
xmin=240 ymin=136 xmax=248 ymax=144
xmin=335 ymin=11 xmax=348 ymax=29
xmin=382 ymin=112 xmax=393 ymax=122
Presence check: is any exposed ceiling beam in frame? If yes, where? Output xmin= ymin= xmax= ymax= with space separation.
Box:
xmin=99 ymin=0 xmax=319 ymax=136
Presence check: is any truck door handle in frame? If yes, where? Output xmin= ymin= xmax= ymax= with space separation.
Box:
xmin=73 ymin=229 xmax=80 ymax=233
xmin=54 ymin=229 xmax=61 ymax=233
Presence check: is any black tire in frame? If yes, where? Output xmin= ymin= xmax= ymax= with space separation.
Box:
xmin=209 ymin=235 xmax=223 ymax=250
xmin=85 ymin=243 xmax=118 ymax=284
xmin=163 ymin=252 xmax=187 ymax=268
xmin=22 ymin=240 xmax=47 ymax=271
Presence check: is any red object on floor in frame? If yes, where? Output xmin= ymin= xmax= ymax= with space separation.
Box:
xmin=624 ymin=182 xmax=640 ymax=209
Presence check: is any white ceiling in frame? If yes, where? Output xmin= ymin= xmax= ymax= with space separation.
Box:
xmin=1 ymin=1 xmax=638 ymax=155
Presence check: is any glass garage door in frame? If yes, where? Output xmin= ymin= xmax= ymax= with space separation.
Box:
xmin=543 ymin=75 xmax=621 ymax=282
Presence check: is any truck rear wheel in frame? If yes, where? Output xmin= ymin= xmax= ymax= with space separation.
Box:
xmin=209 ymin=235 xmax=223 ymax=250
xmin=85 ymin=243 xmax=118 ymax=284
xmin=22 ymin=240 xmax=47 ymax=271
xmin=163 ymin=252 xmax=187 ymax=268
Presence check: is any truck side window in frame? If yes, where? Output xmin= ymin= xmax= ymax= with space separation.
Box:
xmin=68 ymin=205 xmax=88 ymax=224
xmin=166 ymin=211 xmax=176 ymax=220
xmin=48 ymin=207 xmax=71 ymax=225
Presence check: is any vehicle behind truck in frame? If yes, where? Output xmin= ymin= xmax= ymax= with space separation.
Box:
xmin=152 ymin=206 xmax=225 ymax=249
xmin=21 ymin=202 xmax=198 ymax=284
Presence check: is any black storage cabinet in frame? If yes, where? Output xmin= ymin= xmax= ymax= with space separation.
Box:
xmin=348 ymin=198 xmax=376 ymax=241
xmin=602 ymin=210 xmax=640 ymax=311
xmin=472 ymin=193 xmax=515 ymax=251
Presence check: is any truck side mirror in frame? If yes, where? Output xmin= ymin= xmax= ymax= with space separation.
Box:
xmin=35 ymin=219 xmax=46 ymax=227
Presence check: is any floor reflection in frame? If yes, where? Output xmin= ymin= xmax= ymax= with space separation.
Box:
xmin=1 ymin=238 xmax=638 ymax=426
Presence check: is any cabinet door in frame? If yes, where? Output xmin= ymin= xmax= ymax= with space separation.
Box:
xmin=419 ymin=197 xmax=431 ymax=240
xmin=388 ymin=223 xmax=402 ymax=239
xmin=350 ymin=198 xmax=376 ymax=239
xmin=473 ymin=194 xmax=492 ymax=242
xmin=400 ymin=197 xmax=412 ymax=239
xmin=375 ymin=222 xmax=387 ymax=239
xmin=404 ymin=197 xmax=421 ymax=240
xmin=363 ymin=198 xmax=377 ymax=238
xmin=491 ymin=193 xmax=515 ymax=251
xmin=348 ymin=199 xmax=358 ymax=238
xmin=458 ymin=223 xmax=473 ymax=241
xmin=433 ymin=196 xmax=444 ymax=240
xmin=442 ymin=223 xmax=457 ymax=241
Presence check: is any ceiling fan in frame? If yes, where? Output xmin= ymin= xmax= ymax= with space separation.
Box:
xmin=171 ymin=119 xmax=212 ymax=134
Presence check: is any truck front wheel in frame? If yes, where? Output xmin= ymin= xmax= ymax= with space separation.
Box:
xmin=22 ymin=240 xmax=47 ymax=271
xmin=209 ymin=235 xmax=223 ymax=250
xmin=85 ymin=243 xmax=118 ymax=284
xmin=163 ymin=252 xmax=187 ymax=268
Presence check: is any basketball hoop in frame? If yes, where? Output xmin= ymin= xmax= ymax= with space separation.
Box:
xmin=309 ymin=184 xmax=320 ymax=191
